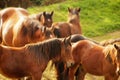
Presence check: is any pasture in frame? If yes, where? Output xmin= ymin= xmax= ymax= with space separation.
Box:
xmin=0 ymin=0 xmax=120 ymax=80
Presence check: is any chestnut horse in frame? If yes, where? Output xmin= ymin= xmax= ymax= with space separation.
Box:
xmin=68 ymin=40 xmax=120 ymax=80
xmin=100 ymin=38 xmax=120 ymax=46
xmin=29 ymin=11 xmax=54 ymax=28
xmin=52 ymin=7 xmax=82 ymax=38
xmin=0 ymin=7 xmax=54 ymax=47
xmin=0 ymin=37 xmax=73 ymax=80
xmin=54 ymin=34 xmax=99 ymax=80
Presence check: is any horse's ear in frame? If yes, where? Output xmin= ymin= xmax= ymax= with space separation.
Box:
xmin=67 ymin=36 xmax=72 ymax=46
xmin=43 ymin=11 xmax=46 ymax=16
xmin=68 ymin=7 xmax=71 ymax=12
xmin=114 ymin=44 xmax=119 ymax=50
xmin=77 ymin=8 xmax=81 ymax=12
xmin=64 ymin=36 xmax=71 ymax=46
xmin=51 ymin=11 xmax=54 ymax=16
xmin=106 ymin=53 xmax=113 ymax=64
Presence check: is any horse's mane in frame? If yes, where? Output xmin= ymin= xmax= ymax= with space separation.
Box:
xmin=104 ymin=45 xmax=117 ymax=64
xmin=100 ymin=38 xmax=120 ymax=46
xmin=26 ymin=38 xmax=62 ymax=62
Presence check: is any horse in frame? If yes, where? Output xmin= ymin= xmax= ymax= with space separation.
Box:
xmin=0 ymin=7 xmax=54 ymax=47
xmin=50 ymin=34 xmax=99 ymax=80
xmin=68 ymin=40 xmax=120 ymax=80
xmin=52 ymin=7 xmax=82 ymax=38
xmin=100 ymin=38 xmax=120 ymax=46
xmin=0 ymin=37 xmax=74 ymax=80
xmin=29 ymin=11 xmax=54 ymax=28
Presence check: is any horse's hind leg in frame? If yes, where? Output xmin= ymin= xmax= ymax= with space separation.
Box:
xmin=105 ymin=74 xmax=119 ymax=80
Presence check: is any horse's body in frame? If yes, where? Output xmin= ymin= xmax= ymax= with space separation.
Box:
xmin=51 ymin=34 xmax=99 ymax=80
xmin=69 ymin=40 xmax=120 ymax=80
xmin=29 ymin=11 xmax=54 ymax=28
xmin=52 ymin=7 xmax=82 ymax=38
xmin=0 ymin=7 xmax=54 ymax=47
xmin=0 ymin=37 xmax=73 ymax=80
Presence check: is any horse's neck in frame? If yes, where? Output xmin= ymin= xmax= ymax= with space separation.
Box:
xmin=67 ymin=16 xmax=82 ymax=34
xmin=67 ymin=16 xmax=80 ymax=27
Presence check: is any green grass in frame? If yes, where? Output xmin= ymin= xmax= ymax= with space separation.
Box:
xmin=27 ymin=0 xmax=120 ymax=38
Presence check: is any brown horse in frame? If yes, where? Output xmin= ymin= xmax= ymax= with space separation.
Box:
xmin=52 ymin=7 xmax=82 ymax=38
xmin=100 ymin=38 xmax=120 ymax=46
xmin=29 ymin=11 xmax=54 ymax=28
xmin=0 ymin=7 xmax=54 ymax=47
xmin=51 ymin=34 xmax=99 ymax=80
xmin=0 ymin=37 xmax=73 ymax=80
xmin=68 ymin=40 xmax=120 ymax=80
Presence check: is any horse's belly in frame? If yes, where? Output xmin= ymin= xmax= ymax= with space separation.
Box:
xmin=81 ymin=54 xmax=104 ymax=76
xmin=0 ymin=67 xmax=27 ymax=78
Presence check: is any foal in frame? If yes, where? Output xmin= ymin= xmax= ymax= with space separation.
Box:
xmin=0 ymin=37 xmax=73 ymax=80
xmin=52 ymin=7 xmax=82 ymax=38
xmin=69 ymin=40 xmax=120 ymax=80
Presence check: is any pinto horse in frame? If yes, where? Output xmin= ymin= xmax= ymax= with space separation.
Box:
xmin=52 ymin=7 xmax=82 ymax=38
xmin=29 ymin=11 xmax=54 ymax=28
xmin=0 ymin=7 xmax=54 ymax=47
xmin=68 ymin=40 xmax=120 ymax=80
xmin=0 ymin=37 xmax=73 ymax=80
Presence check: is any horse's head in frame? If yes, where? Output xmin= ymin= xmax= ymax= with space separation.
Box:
xmin=43 ymin=27 xmax=55 ymax=39
xmin=106 ymin=44 xmax=120 ymax=75
xmin=61 ymin=36 xmax=74 ymax=67
xmin=40 ymin=11 xmax=54 ymax=28
xmin=22 ymin=18 xmax=54 ymax=43
xmin=114 ymin=44 xmax=120 ymax=75
xmin=68 ymin=7 xmax=81 ymax=18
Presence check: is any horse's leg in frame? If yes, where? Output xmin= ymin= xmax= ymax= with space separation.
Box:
xmin=68 ymin=64 xmax=79 ymax=80
xmin=75 ymin=65 xmax=86 ymax=80
xmin=105 ymin=74 xmax=119 ymax=80
xmin=32 ymin=72 xmax=42 ymax=80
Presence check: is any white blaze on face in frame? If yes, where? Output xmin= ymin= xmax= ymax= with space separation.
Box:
xmin=116 ymin=62 xmax=120 ymax=75
xmin=0 ymin=14 xmax=2 ymax=27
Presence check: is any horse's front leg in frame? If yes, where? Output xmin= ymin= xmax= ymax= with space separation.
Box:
xmin=32 ymin=72 xmax=42 ymax=80
xmin=105 ymin=74 xmax=119 ymax=80
xmin=75 ymin=65 xmax=86 ymax=80
xmin=68 ymin=64 xmax=79 ymax=80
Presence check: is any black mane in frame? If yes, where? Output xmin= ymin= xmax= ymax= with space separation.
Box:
xmin=26 ymin=38 xmax=62 ymax=62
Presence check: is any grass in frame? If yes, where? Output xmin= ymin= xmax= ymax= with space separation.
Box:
xmin=27 ymin=0 xmax=120 ymax=38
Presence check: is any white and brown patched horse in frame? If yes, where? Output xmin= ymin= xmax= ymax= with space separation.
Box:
xmin=0 ymin=7 xmax=54 ymax=47
xmin=52 ymin=7 xmax=82 ymax=38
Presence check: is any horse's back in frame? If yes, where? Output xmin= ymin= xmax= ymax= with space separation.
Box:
xmin=53 ymin=22 xmax=71 ymax=38
xmin=0 ymin=7 xmax=29 ymax=46
xmin=0 ymin=7 xmax=29 ymax=23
